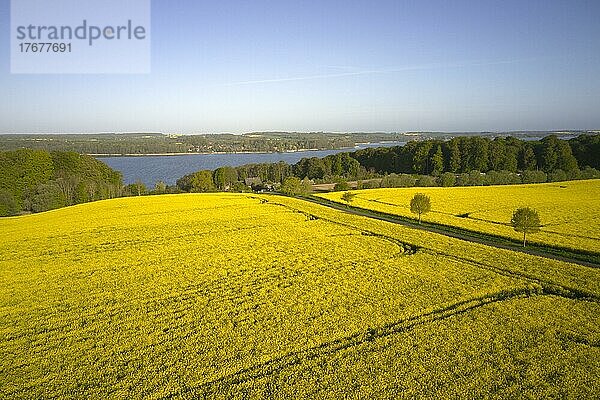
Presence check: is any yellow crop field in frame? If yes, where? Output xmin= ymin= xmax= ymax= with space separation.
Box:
xmin=319 ymin=179 xmax=600 ymax=253
xmin=1 ymin=194 xmax=599 ymax=398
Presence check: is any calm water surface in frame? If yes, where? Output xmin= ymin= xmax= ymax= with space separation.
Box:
xmin=98 ymin=142 xmax=405 ymax=186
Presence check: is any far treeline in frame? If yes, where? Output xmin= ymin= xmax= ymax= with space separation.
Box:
xmin=0 ymin=150 xmax=123 ymax=216
xmin=173 ymin=134 xmax=600 ymax=194
xmin=1 ymin=134 xmax=599 ymax=216
xmin=0 ymin=132 xmax=407 ymax=154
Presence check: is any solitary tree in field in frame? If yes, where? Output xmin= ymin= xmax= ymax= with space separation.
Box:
xmin=410 ymin=193 xmax=431 ymax=224
xmin=511 ymin=207 xmax=541 ymax=247
xmin=341 ymin=191 xmax=356 ymax=205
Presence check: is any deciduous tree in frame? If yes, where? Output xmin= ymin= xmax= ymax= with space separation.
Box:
xmin=280 ymin=177 xmax=311 ymax=196
xmin=410 ymin=193 xmax=431 ymax=224
xmin=511 ymin=207 xmax=541 ymax=247
xmin=341 ymin=191 xmax=356 ymax=205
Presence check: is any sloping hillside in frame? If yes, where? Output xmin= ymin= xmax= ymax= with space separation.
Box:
xmin=1 ymin=194 xmax=599 ymax=398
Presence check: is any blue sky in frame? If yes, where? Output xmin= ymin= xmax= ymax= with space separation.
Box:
xmin=1 ymin=0 xmax=599 ymax=133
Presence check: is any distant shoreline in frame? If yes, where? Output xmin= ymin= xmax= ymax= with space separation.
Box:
xmin=91 ymin=149 xmax=350 ymax=158
xmin=91 ymin=143 xmax=406 ymax=158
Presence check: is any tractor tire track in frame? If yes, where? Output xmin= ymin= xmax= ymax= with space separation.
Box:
xmin=161 ymin=287 xmax=555 ymax=399
xmin=259 ymin=198 xmax=420 ymax=256
xmin=156 ymin=196 xmax=599 ymax=399
xmin=427 ymin=249 xmax=600 ymax=302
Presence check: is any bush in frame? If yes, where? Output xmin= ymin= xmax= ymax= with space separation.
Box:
xmin=231 ymin=181 xmax=252 ymax=193
xmin=362 ymin=180 xmax=382 ymax=189
xmin=381 ymin=174 xmax=415 ymax=188
xmin=455 ymin=173 xmax=470 ymax=186
xmin=562 ymin=168 xmax=581 ymax=181
xmin=0 ymin=189 xmax=19 ymax=216
xmin=26 ymin=182 xmax=67 ymax=213
xmin=333 ymin=181 xmax=350 ymax=191
xmin=438 ymin=172 xmax=456 ymax=187
xmin=486 ymin=170 xmax=521 ymax=185
xmin=125 ymin=181 xmax=147 ymax=196
xmin=280 ymin=177 xmax=311 ymax=196
xmin=521 ymin=170 xmax=548 ymax=184
xmin=467 ymin=170 xmax=486 ymax=186
xmin=153 ymin=181 xmax=167 ymax=194
xmin=415 ymin=175 xmax=437 ymax=187
xmin=548 ymin=169 xmax=567 ymax=182
xmin=341 ymin=191 xmax=356 ymax=204
xmin=580 ymin=167 xmax=600 ymax=180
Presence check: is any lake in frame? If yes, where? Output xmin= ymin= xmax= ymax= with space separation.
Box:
xmin=98 ymin=142 xmax=405 ymax=187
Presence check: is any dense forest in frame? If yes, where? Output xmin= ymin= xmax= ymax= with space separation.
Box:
xmin=351 ymin=134 xmax=595 ymax=176
xmin=174 ymin=134 xmax=600 ymax=194
xmin=0 ymin=150 xmax=123 ymax=216
xmin=286 ymin=134 xmax=599 ymax=181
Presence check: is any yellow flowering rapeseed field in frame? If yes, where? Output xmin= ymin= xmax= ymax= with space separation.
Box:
xmin=1 ymin=194 xmax=599 ymax=398
xmin=319 ymin=179 xmax=600 ymax=253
